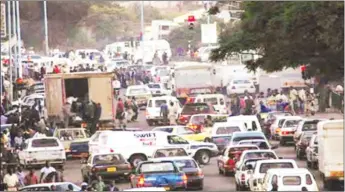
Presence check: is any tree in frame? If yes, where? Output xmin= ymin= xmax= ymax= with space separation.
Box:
xmin=210 ymin=2 xmax=344 ymax=81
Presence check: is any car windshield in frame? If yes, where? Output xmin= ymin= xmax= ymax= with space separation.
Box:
xmin=182 ymin=104 xmax=211 ymax=115
xmin=148 ymin=84 xmax=161 ymax=89
xmin=129 ymin=88 xmax=149 ymax=95
xmin=58 ymin=129 xmax=86 ymax=140
xmin=259 ymin=162 xmax=294 ymax=173
xmin=31 ymin=139 xmax=59 ymax=148
xmin=204 ymin=98 xmax=218 ymax=105
xmin=153 ymin=148 xmax=188 ymax=158
xmin=216 ymin=126 xmax=241 ymax=135
xmin=154 ymin=100 xmax=166 ymax=107
xmin=284 ymin=120 xmax=301 ymax=127
xmin=243 ymin=152 xmax=277 ymax=160
xmin=302 ymin=121 xmax=318 ymax=131
xmin=174 ymin=159 xmax=197 ymax=169
xmin=154 ymin=127 xmax=173 ymax=133
xmin=93 ymin=154 xmax=125 ymax=165
xmin=139 ymin=162 xmax=176 ymax=173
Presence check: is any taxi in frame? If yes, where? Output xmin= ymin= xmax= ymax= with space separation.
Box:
xmin=126 ymin=85 xmax=152 ymax=108
xmin=152 ymin=125 xmax=212 ymax=142
xmin=81 ymin=153 xmax=132 ymax=182
xmin=53 ymin=128 xmax=90 ymax=157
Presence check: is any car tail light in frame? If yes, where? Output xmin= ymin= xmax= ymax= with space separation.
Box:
xmin=138 ymin=174 xmax=145 ymax=186
xmin=179 ymin=115 xmax=188 ymax=122
xmin=276 ymin=128 xmax=281 ymax=133
xmin=232 ymin=86 xmax=236 ymax=89
xmin=182 ymin=174 xmax=188 ymax=184
xmin=110 ymin=149 xmax=114 ymax=153
xmin=188 ymin=124 xmax=197 ymax=130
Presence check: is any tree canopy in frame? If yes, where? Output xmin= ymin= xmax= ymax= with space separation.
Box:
xmin=210 ymin=2 xmax=344 ymax=81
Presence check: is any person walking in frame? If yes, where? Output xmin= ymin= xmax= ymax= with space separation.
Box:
xmin=115 ymin=98 xmax=125 ymax=128
xmin=168 ymin=101 xmax=178 ymax=125
xmin=39 ymin=161 xmax=56 ymax=183
xmin=289 ymin=86 xmax=298 ymax=115
xmin=160 ymin=101 xmax=169 ymax=125
xmin=131 ymin=97 xmax=138 ymax=122
xmin=298 ymin=88 xmax=306 ymax=114
xmin=24 ymin=168 xmax=38 ymax=185
xmin=3 ymin=167 xmax=19 ymax=191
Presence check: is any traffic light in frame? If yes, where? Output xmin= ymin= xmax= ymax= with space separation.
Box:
xmin=187 ymin=15 xmax=196 ymax=30
xmin=301 ymin=65 xmax=306 ymax=80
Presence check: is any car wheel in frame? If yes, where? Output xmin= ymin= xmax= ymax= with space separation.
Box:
xmin=196 ymin=150 xmax=210 ymax=165
xmin=130 ymin=154 xmax=147 ymax=167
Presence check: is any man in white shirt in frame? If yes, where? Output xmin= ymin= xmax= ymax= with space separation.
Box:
xmin=3 ymin=168 xmax=19 ymax=191
xmin=289 ymin=87 xmax=298 ymax=114
xmin=39 ymin=161 xmax=56 ymax=183
xmin=298 ymin=88 xmax=306 ymax=113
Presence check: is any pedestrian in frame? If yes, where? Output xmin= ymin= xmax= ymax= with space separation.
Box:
xmin=271 ymin=182 xmax=278 ymax=191
xmin=24 ymin=168 xmax=38 ymax=185
xmin=94 ymin=103 xmax=102 ymax=131
xmin=289 ymin=86 xmax=298 ymax=115
xmin=16 ymin=166 xmax=25 ymax=187
xmin=124 ymin=98 xmax=133 ymax=123
xmin=168 ymin=101 xmax=178 ymax=125
xmin=160 ymin=101 xmax=169 ymax=125
xmin=131 ymin=97 xmax=138 ymax=122
xmin=298 ymin=88 xmax=306 ymax=114
xmin=62 ymin=102 xmax=73 ymax=128
xmin=109 ymin=180 xmax=120 ymax=191
xmin=40 ymin=64 xmax=46 ymax=80
xmin=3 ymin=167 xmax=19 ymax=191
xmin=95 ymin=175 xmax=105 ymax=191
xmin=116 ymin=98 xmax=125 ymax=127
xmin=14 ymin=131 xmax=23 ymax=148
xmin=53 ymin=65 xmax=60 ymax=74
xmin=39 ymin=161 xmax=56 ymax=183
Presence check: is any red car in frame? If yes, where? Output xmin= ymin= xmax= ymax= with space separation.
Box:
xmin=177 ymin=103 xmax=216 ymax=125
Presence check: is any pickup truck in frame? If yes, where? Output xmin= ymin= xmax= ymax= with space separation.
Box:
xmin=53 ymin=128 xmax=90 ymax=157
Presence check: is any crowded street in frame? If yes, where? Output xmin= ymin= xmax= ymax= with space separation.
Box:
xmin=1 ymin=1 xmax=344 ymax=192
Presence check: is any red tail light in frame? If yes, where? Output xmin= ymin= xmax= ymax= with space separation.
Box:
xmin=182 ymin=174 xmax=188 ymax=184
xmin=137 ymin=174 xmax=145 ymax=186
xmin=232 ymin=86 xmax=236 ymax=89
xmin=241 ymin=173 xmax=245 ymax=181
xmin=110 ymin=149 xmax=114 ymax=153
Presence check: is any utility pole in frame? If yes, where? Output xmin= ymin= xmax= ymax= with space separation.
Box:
xmin=12 ymin=1 xmax=17 ymax=78
xmin=140 ymin=1 xmax=144 ymax=63
xmin=43 ymin=1 xmax=49 ymax=55
xmin=7 ymin=1 xmax=13 ymax=102
xmin=16 ymin=1 xmax=22 ymax=78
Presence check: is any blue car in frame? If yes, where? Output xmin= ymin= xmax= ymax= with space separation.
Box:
xmin=130 ymin=160 xmax=187 ymax=191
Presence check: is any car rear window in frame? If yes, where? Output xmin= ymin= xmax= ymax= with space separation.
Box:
xmin=243 ymin=152 xmax=276 ymax=160
xmin=155 ymin=127 xmax=173 ymax=133
xmin=129 ymin=88 xmax=149 ymax=95
xmin=190 ymin=115 xmax=206 ymax=124
xmin=204 ymin=98 xmax=218 ymax=105
xmin=31 ymin=138 xmax=59 ymax=148
xmin=174 ymin=159 xmax=197 ymax=169
xmin=93 ymin=154 xmax=125 ymax=165
xmin=233 ymin=136 xmax=265 ymax=143
xmin=283 ymin=176 xmax=301 ymax=185
xmin=302 ymin=121 xmax=318 ymax=131
xmin=259 ymin=163 xmax=294 ymax=173
xmin=182 ymin=104 xmax=211 ymax=115
xmin=154 ymin=100 xmax=166 ymax=107
xmin=216 ymin=126 xmax=241 ymax=135
xmin=240 ymin=141 xmax=269 ymax=149
xmin=154 ymin=148 xmax=188 ymax=158
xmin=139 ymin=162 xmax=176 ymax=173
xmin=233 ymin=80 xmax=251 ymax=84
xmin=284 ymin=120 xmax=301 ymax=127
xmin=148 ymin=84 xmax=160 ymax=89
xmin=278 ymin=119 xmax=286 ymax=127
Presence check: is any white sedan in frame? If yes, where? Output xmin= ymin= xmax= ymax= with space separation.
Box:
xmin=227 ymin=79 xmax=256 ymax=95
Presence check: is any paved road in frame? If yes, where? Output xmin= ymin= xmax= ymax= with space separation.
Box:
xmin=57 ymin=110 xmax=339 ymax=191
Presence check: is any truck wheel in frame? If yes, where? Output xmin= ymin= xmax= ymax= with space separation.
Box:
xmin=146 ymin=120 xmax=154 ymax=126
xmin=130 ymin=154 xmax=147 ymax=167
xmin=196 ymin=150 xmax=210 ymax=165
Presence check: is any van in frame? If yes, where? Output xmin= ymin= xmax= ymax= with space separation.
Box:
xmin=88 ymin=131 xmax=219 ymax=166
xmin=18 ymin=137 xmax=66 ymax=168
xmin=195 ymin=94 xmax=227 ymax=114
xmin=146 ymin=96 xmax=182 ymax=126
xmin=227 ymin=115 xmax=262 ymax=132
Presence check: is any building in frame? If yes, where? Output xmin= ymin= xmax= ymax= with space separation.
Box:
xmin=151 ymin=20 xmax=179 ymax=40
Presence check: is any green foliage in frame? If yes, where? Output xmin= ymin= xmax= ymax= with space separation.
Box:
xmin=210 ymin=2 xmax=344 ymax=80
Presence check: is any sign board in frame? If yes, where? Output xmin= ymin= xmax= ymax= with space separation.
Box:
xmin=1 ymin=3 xmax=6 ymax=38
xmin=201 ymin=23 xmax=217 ymax=44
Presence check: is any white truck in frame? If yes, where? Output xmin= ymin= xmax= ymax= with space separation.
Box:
xmin=318 ymin=120 xmax=344 ymax=190
xmin=88 ymin=131 xmax=219 ymax=167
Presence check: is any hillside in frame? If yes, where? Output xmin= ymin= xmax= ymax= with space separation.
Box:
xmin=18 ymin=1 xmax=186 ymax=50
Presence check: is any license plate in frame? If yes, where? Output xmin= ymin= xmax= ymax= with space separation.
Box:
xmin=107 ymin=167 xmax=117 ymax=172
xmin=164 ymin=187 xmax=170 ymax=191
